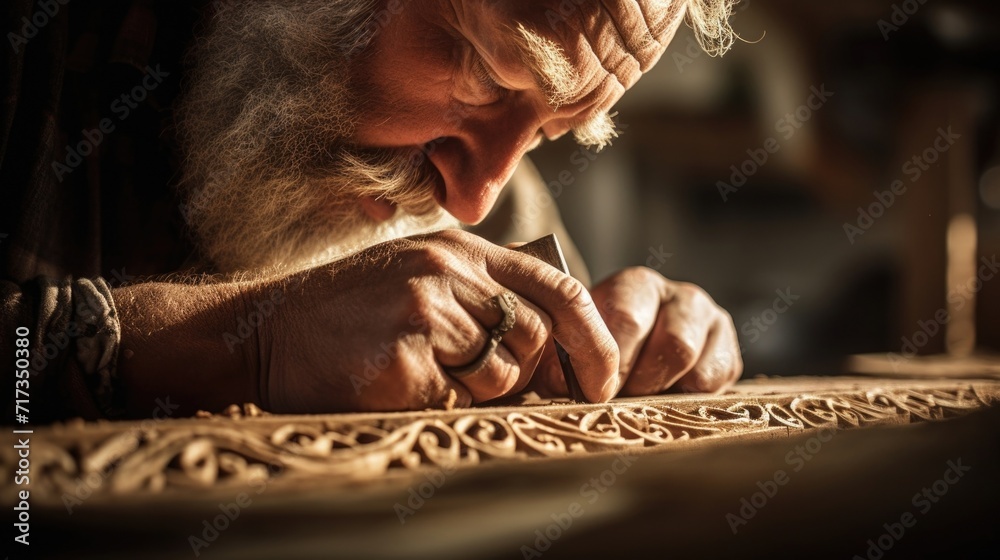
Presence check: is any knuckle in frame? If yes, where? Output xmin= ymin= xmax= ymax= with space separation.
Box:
xmin=417 ymin=245 xmax=459 ymax=275
xmin=435 ymin=228 xmax=468 ymax=243
xmin=404 ymin=279 xmax=441 ymax=320
xmin=728 ymin=343 xmax=745 ymax=380
xmin=443 ymin=321 xmax=486 ymax=359
xmin=682 ymin=368 xmax=722 ymax=393
xmin=519 ymin=310 xmax=550 ymax=353
xmin=684 ymin=349 xmax=742 ymax=394
xmin=622 ymin=265 xmax=659 ymax=284
xmin=675 ymin=281 xmax=706 ymax=302
xmin=603 ymin=306 xmax=645 ymax=340
xmin=487 ymin=360 xmax=521 ymax=399
xmin=716 ymin=306 xmax=736 ymax=328
xmin=435 ymin=229 xmax=486 ymax=254
xmin=731 ymin=356 xmax=745 ymax=382
xmin=662 ymin=332 xmax=699 ymax=373
xmin=555 ymin=274 xmax=593 ymax=315
xmin=673 ymin=282 xmax=722 ymax=316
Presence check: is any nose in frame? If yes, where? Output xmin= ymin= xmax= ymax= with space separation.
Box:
xmin=426 ymin=103 xmax=558 ymax=225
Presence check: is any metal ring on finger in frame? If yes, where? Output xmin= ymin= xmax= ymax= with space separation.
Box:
xmin=444 ymin=291 xmax=518 ymax=378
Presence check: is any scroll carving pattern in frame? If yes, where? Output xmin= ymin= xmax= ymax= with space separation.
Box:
xmin=7 ymin=385 xmax=995 ymax=501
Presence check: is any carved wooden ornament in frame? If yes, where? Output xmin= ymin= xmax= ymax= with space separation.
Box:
xmin=3 ymin=377 xmax=998 ymax=505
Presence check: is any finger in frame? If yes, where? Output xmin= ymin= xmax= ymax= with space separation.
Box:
xmin=415 ymin=230 xmax=618 ymax=402
xmin=451 ymin=264 xmax=555 ymax=350
xmin=452 ymin=292 xmax=552 ymax=403
xmin=485 ymin=247 xmax=620 ymax=402
xmin=448 ymin=339 xmax=524 ymax=404
xmin=400 ymin=231 xmax=552 ymax=402
xmin=620 ymin=290 xmax=714 ymax=396
xmin=426 ymin=290 xmax=501 ymax=368
xmin=407 ymin=248 xmax=526 ymax=371
xmin=364 ymin=346 xmax=473 ymax=412
xmin=672 ymin=319 xmax=743 ymax=394
xmin=591 ymin=268 xmax=660 ymax=394
xmin=445 ymin=256 xmax=553 ymax=400
xmin=526 ymin=340 xmax=567 ymax=398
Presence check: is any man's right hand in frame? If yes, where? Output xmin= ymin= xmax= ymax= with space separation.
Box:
xmin=259 ymin=229 xmax=619 ymax=412
xmin=116 ymin=229 xmax=619 ymax=416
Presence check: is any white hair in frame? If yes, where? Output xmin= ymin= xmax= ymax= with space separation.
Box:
xmin=177 ymin=1 xmax=451 ymax=273
xmin=685 ymin=0 xmax=740 ymax=57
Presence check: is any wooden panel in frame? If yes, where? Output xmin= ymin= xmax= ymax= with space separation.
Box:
xmin=8 ymin=376 xmax=1000 ymax=559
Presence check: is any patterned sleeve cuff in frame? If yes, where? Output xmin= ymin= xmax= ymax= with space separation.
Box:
xmin=71 ymin=278 xmax=124 ymax=418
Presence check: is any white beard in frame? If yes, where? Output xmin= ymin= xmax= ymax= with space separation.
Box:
xmin=175 ymin=0 xmax=453 ymax=274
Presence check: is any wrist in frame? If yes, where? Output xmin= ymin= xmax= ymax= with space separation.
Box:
xmin=113 ymin=279 xmax=259 ymax=417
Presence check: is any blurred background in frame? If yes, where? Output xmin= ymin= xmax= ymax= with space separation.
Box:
xmin=528 ymin=0 xmax=1000 ymax=377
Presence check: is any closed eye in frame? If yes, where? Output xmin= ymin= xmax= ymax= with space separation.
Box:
xmin=466 ymin=50 xmax=509 ymax=105
xmin=472 ymin=57 xmax=502 ymax=92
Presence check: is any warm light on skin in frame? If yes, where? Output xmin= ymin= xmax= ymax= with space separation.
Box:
xmin=350 ymin=0 xmax=687 ymax=226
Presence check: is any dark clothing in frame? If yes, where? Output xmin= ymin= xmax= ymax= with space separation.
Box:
xmin=2 ymin=0 xmax=204 ymax=422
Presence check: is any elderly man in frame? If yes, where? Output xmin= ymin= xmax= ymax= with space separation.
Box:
xmin=2 ymin=0 xmax=741 ymax=421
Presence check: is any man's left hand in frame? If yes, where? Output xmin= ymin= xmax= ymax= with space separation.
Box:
xmin=531 ymin=267 xmax=742 ymax=398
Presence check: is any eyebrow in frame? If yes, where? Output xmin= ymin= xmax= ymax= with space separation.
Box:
xmin=507 ymin=24 xmax=619 ymax=150
xmin=508 ymin=23 xmax=581 ymax=109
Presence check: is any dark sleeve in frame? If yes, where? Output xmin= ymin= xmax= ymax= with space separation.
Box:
xmin=2 ymin=2 xmax=200 ymax=423
xmin=3 ymin=276 xmax=122 ymax=423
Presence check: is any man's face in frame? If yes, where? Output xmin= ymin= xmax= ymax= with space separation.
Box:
xmin=178 ymin=0 xmax=686 ymax=272
xmin=352 ymin=0 xmax=686 ymax=225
